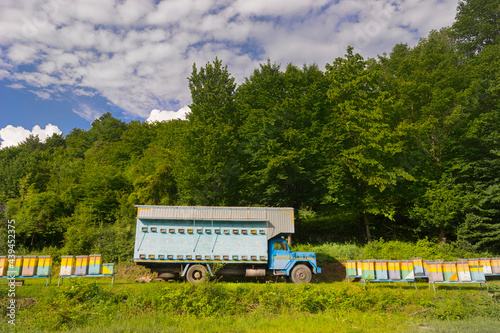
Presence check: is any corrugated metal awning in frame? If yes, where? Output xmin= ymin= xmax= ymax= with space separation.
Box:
xmin=135 ymin=205 xmax=295 ymax=239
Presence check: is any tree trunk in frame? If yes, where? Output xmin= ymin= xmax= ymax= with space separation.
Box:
xmin=363 ymin=213 xmax=372 ymax=243
xmin=439 ymin=228 xmax=447 ymax=245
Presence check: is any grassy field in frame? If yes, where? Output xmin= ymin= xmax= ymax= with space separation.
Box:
xmin=1 ymin=268 xmax=500 ymax=332
xmin=2 ymin=241 xmax=499 ymax=332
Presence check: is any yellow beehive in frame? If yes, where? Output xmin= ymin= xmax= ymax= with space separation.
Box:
xmin=0 ymin=256 xmax=8 ymax=277
xmin=60 ymin=256 xmax=75 ymax=276
xmin=21 ymin=256 xmax=38 ymax=276
xmin=75 ymin=256 xmax=89 ymax=276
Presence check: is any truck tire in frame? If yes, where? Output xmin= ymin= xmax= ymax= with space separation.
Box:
xmin=186 ymin=264 xmax=208 ymax=283
xmin=290 ymin=264 xmax=312 ymax=284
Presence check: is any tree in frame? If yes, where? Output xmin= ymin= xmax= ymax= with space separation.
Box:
xmin=452 ymin=0 xmax=500 ymax=56
xmin=324 ymin=47 xmax=413 ymax=242
xmin=452 ymin=43 xmax=500 ymax=250
xmin=410 ymin=175 xmax=466 ymax=243
xmin=126 ymin=147 xmax=178 ymax=205
xmin=88 ymin=112 xmax=127 ymax=143
xmin=180 ymin=58 xmax=241 ymax=205
xmin=10 ymin=191 xmax=66 ymax=248
xmin=237 ymin=61 xmax=330 ymax=208
xmin=379 ymin=30 xmax=471 ymax=242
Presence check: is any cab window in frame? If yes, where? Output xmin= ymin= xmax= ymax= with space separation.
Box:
xmin=274 ymin=241 xmax=287 ymax=251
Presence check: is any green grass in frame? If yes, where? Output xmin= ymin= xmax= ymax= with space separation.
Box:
xmin=3 ymin=240 xmax=499 ymax=332
xmin=2 ymin=277 xmax=499 ymax=332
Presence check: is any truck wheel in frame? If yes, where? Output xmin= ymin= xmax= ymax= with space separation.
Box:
xmin=186 ymin=264 xmax=208 ymax=283
xmin=290 ymin=264 xmax=312 ymax=284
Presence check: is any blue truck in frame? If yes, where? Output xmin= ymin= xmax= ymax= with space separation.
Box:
xmin=133 ymin=205 xmax=321 ymax=283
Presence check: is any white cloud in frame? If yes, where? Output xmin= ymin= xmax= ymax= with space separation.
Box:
xmin=0 ymin=126 xmax=30 ymax=149
xmin=7 ymin=83 xmax=25 ymax=89
xmin=30 ymin=89 xmax=52 ymax=99
xmin=73 ymin=89 xmax=96 ymax=97
xmin=7 ymin=43 xmax=39 ymax=64
xmin=0 ymin=124 xmax=62 ymax=149
xmin=31 ymin=124 xmax=62 ymax=141
xmin=146 ymin=106 xmax=190 ymax=123
xmin=72 ymin=104 xmax=102 ymax=122
xmin=0 ymin=0 xmax=460 ymax=119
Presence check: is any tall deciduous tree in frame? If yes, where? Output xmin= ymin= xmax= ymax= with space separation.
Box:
xmin=452 ymin=0 xmax=500 ymax=56
xmin=380 ymin=29 xmax=471 ymax=242
xmin=453 ymin=42 xmax=500 ymax=250
xmin=237 ymin=61 xmax=329 ymax=209
xmin=181 ymin=58 xmax=241 ymax=205
xmin=325 ymin=47 xmax=413 ymax=242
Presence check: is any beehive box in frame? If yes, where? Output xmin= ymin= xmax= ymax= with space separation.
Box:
xmin=401 ymin=260 xmax=415 ymax=280
xmin=426 ymin=262 xmax=444 ymax=282
xmin=21 ymin=256 xmax=38 ymax=276
xmin=36 ymin=256 xmax=52 ymax=277
xmin=75 ymin=256 xmax=89 ymax=276
xmin=102 ymin=263 xmax=115 ymax=275
xmin=470 ymin=265 xmax=486 ymax=282
xmin=442 ymin=262 xmax=459 ymax=282
xmin=88 ymin=254 xmax=102 ymax=275
xmin=491 ymin=258 xmax=500 ymax=274
xmin=0 ymin=256 xmax=8 ymax=277
xmin=60 ymin=256 xmax=74 ymax=276
xmin=388 ymin=260 xmax=401 ymax=280
xmin=375 ymin=260 xmax=388 ymax=280
xmin=7 ymin=256 xmax=23 ymax=277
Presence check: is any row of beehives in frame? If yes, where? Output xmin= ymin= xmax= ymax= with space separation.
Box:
xmin=345 ymin=257 xmax=500 ymax=283
xmin=0 ymin=255 xmax=52 ymax=277
xmin=59 ymin=255 xmax=114 ymax=276
xmin=0 ymin=255 xmax=115 ymax=278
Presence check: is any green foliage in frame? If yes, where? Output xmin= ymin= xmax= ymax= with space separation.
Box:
xmin=180 ymin=58 xmax=242 ymax=205
xmin=361 ymin=238 xmax=488 ymax=260
xmin=0 ymin=1 xmax=499 ymax=257
xmin=410 ymin=175 xmax=466 ymax=239
xmin=294 ymin=239 xmax=490 ymax=262
xmin=237 ymin=62 xmax=329 ymax=207
xmin=324 ymin=46 xmax=414 ymax=242
xmin=9 ymin=279 xmax=500 ymax=332
xmin=293 ymin=242 xmax=363 ymax=264
xmin=452 ymin=0 xmax=500 ymax=57
xmin=459 ymin=184 xmax=500 ymax=252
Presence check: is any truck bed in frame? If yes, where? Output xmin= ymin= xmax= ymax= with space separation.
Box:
xmin=134 ymin=219 xmax=269 ymax=264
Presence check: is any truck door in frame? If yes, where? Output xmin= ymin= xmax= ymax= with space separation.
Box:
xmin=270 ymin=239 xmax=291 ymax=270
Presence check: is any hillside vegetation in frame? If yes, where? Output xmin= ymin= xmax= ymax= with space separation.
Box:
xmin=2 ymin=277 xmax=499 ymax=332
xmin=1 ymin=0 xmax=499 ymax=261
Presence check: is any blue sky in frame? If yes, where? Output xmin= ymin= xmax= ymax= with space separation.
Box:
xmin=0 ymin=0 xmax=459 ymax=148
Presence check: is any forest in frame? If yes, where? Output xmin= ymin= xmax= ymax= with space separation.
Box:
xmin=0 ymin=0 xmax=499 ymax=262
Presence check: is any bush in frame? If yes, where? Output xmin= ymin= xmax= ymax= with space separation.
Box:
xmin=361 ymin=238 xmax=491 ymax=260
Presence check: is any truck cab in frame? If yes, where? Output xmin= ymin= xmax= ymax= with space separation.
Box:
xmin=268 ymin=238 xmax=321 ymax=283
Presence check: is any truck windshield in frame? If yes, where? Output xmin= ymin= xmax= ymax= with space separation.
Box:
xmin=274 ymin=241 xmax=288 ymax=251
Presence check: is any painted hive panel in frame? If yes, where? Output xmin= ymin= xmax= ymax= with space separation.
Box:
xmin=134 ymin=219 xmax=268 ymax=264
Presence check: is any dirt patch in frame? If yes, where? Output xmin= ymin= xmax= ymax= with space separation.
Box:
xmin=313 ymin=262 xmax=346 ymax=283
xmin=15 ymin=298 xmax=36 ymax=311
xmin=115 ymin=263 xmax=156 ymax=281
